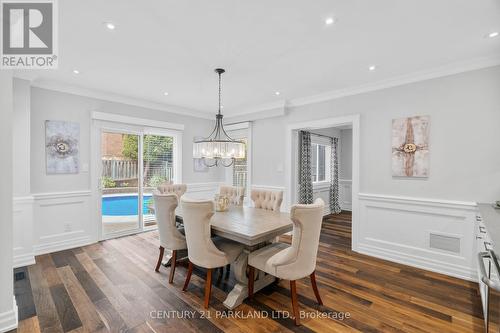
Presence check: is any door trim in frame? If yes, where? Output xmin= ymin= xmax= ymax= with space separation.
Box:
xmin=91 ymin=116 xmax=183 ymax=241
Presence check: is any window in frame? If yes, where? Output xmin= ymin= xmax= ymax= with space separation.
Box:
xmin=311 ymin=143 xmax=331 ymax=183
xmin=232 ymin=138 xmax=247 ymax=195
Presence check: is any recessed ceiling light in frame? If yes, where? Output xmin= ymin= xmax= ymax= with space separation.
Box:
xmin=72 ymin=69 xmax=80 ymax=74
xmin=368 ymin=65 xmax=376 ymax=71
xmin=104 ymin=22 xmax=116 ymax=30
xmin=325 ymin=17 xmax=335 ymax=25
xmin=487 ymin=31 xmax=499 ymax=38
xmin=275 ymin=91 xmax=281 ymax=96
xmin=163 ymin=92 xmax=169 ymax=96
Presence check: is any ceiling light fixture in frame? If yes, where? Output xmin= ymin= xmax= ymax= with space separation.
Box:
xmin=275 ymin=91 xmax=281 ymax=96
xmin=72 ymin=69 xmax=80 ymax=74
xmin=488 ymin=31 xmax=499 ymax=38
xmin=163 ymin=92 xmax=169 ymax=96
xmin=325 ymin=17 xmax=335 ymax=25
xmin=193 ymin=68 xmax=245 ymax=167
xmin=368 ymin=65 xmax=376 ymax=71
xmin=105 ymin=22 xmax=116 ymax=30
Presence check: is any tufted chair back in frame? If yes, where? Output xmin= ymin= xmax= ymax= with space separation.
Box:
xmin=157 ymin=183 xmax=187 ymax=199
xmin=153 ymin=192 xmax=186 ymax=251
xmin=180 ymin=197 xmax=230 ymax=268
xmin=251 ymin=189 xmax=283 ymax=211
xmin=274 ymin=198 xmax=324 ymax=280
xmin=220 ymin=185 xmax=245 ymax=206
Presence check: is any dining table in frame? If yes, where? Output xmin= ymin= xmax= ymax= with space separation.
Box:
xmin=170 ymin=205 xmax=293 ymax=310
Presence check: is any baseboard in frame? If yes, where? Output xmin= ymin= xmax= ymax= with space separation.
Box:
xmin=357 ymin=243 xmax=476 ymax=282
xmin=33 ymin=233 xmax=94 ymax=255
xmin=0 ymin=298 xmax=17 ymax=333
xmin=13 ymin=251 xmax=35 ymax=268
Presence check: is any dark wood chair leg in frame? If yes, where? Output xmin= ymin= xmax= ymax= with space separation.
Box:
xmin=310 ymin=271 xmax=323 ymax=305
xmin=155 ymin=246 xmax=164 ymax=272
xmin=182 ymin=261 xmax=193 ymax=291
xmin=204 ymin=268 xmax=213 ymax=309
xmin=168 ymin=250 xmax=177 ymax=284
xmin=248 ymin=266 xmax=255 ymax=299
xmin=290 ymin=280 xmax=300 ymax=326
xmin=225 ymin=264 xmax=230 ymax=279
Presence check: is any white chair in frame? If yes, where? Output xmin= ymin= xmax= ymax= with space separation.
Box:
xmin=153 ymin=192 xmax=187 ymax=284
xmin=247 ymin=198 xmax=325 ymax=325
xmin=251 ymin=189 xmax=283 ymax=211
xmin=157 ymin=183 xmax=187 ymax=199
xmin=219 ymin=185 xmax=245 ymax=206
xmin=180 ymin=197 xmax=244 ymax=308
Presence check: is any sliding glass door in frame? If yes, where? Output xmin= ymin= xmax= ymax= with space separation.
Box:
xmin=142 ymin=134 xmax=175 ymax=230
xmin=97 ymin=123 xmax=180 ymax=239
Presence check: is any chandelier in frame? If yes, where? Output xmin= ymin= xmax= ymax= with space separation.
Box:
xmin=193 ymin=68 xmax=245 ymax=167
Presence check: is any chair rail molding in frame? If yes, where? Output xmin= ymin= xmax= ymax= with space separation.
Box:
xmin=357 ymin=192 xmax=477 ymax=281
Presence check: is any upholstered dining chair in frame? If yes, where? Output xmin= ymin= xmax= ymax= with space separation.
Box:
xmin=219 ymin=185 xmax=245 ymax=206
xmin=157 ymin=183 xmax=187 ymax=199
xmin=180 ymin=197 xmax=244 ymax=308
xmin=153 ymin=192 xmax=187 ymax=284
xmin=247 ymin=198 xmax=325 ymax=325
xmin=250 ymin=189 xmax=283 ymax=211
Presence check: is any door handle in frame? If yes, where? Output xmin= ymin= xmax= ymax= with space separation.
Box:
xmin=478 ymin=251 xmax=500 ymax=290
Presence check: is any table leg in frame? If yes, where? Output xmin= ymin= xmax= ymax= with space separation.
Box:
xmin=223 ymin=248 xmax=276 ymax=310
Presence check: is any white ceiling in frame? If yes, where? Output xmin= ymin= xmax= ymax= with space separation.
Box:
xmin=15 ymin=0 xmax=500 ymax=116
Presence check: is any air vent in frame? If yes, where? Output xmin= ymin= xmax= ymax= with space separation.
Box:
xmin=429 ymin=233 xmax=460 ymax=253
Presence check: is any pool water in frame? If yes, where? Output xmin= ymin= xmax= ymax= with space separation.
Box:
xmin=102 ymin=195 xmax=153 ymax=216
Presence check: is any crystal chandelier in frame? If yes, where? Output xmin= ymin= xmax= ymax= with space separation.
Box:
xmin=193 ymin=68 xmax=245 ymax=167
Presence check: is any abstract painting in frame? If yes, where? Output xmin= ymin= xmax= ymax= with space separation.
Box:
xmin=392 ymin=116 xmax=430 ymax=177
xmin=45 ymin=120 xmax=80 ymax=174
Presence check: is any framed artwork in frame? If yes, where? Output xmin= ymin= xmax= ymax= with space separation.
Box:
xmin=392 ymin=116 xmax=429 ymax=177
xmin=193 ymin=136 xmax=208 ymax=172
xmin=45 ymin=120 xmax=80 ymax=174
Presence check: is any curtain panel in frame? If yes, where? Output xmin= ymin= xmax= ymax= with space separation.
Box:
xmin=298 ymin=131 xmax=314 ymax=204
xmin=330 ymin=137 xmax=341 ymax=214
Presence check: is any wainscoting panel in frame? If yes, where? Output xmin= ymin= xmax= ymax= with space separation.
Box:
xmin=339 ymin=179 xmax=352 ymax=211
xmin=13 ymin=196 xmax=35 ymax=268
xmin=358 ymin=193 xmax=477 ymax=281
xmin=32 ymin=191 xmax=94 ymax=255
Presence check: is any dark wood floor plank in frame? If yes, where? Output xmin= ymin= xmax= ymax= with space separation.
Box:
xmin=49 ymin=284 xmax=83 ymax=332
xmin=57 ymin=266 xmax=106 ymax=332
xmin=15 ymin=211 xmax=487 ymax=333
xmin=14 ymin=267 xmax=36 ymax=321
xmin=28 ymin=264 xmax=65 ymax=333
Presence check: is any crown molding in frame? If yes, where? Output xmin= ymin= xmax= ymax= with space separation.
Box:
xmin=287 ymin=55 xmax=500 ymax=108
xmin=26 ymin=79 xmax=213 ymax=119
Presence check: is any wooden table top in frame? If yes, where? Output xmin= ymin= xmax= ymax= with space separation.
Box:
xmin=177 ymin=205 xmax=292 ymax=246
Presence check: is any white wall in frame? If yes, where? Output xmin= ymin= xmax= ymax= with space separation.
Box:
xmin=30 ymin=87 xmax=224 ymax=193
xmin=339 ymin=129 xmax=352 ymax=180
xmin=12 ymin=85 xmax=225 ymax=262
xmin=253 ymin=66 xmax=500 ymax=203
xmin=250 ymin=66 xmax=500 ymax=280
xmin=0 ymin=73 xmax=17 ymax=332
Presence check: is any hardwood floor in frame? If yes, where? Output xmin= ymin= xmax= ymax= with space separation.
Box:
xmin=10 ymin=211 xmax=489 ymax=332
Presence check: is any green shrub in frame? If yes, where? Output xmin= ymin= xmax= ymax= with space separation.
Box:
xmin=148 ymin=175 xmax=167 ymax=188
xmin=102 ymin=176 xmax=116 ymax=188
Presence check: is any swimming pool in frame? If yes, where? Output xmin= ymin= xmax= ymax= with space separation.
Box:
xmin=102 ymin=194 xmax=153 ymax=216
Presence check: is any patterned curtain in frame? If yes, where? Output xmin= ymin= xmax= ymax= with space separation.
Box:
xmin=298 ymin=131 xmax=313 ymax=204
xmin=330 ymin=137 xmax=341 ymax=214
